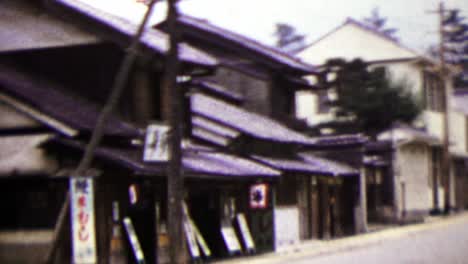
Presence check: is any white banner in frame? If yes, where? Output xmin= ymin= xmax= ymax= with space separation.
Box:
xmin=70 ymin=178 xmax=97 ymax=264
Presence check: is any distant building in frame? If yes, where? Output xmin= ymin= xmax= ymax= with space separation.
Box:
xmin=296 ymin=18 xmax=468 ymax=223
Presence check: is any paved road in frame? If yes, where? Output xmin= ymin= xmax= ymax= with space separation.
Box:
xmin=292 ymin=216 xmax=468 ymax=264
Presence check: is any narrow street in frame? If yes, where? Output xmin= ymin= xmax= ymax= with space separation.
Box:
xmin=289 ymin=214 xmax=468 ymax=264
xmin=216 ymin=213 xmax=468 ymax=264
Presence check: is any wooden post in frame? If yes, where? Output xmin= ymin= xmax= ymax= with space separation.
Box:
xmin=320 ymin=180 xmax=331 ymax=240
xmin=43 ymin=2 xmax=158 ymax=263
xmin=163 ymin=0 xmax=187 ymax=263
xmin=332 ymin=183 xmax=343 ymax=237
xmin=309 ymin=177 xmax=320 ymax=239
xmin=438 ymin=1 xmax=452 ymax=214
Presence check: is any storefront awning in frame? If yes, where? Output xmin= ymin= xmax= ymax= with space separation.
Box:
xmin=298 ymin=153 xmax=359 ymax=177
xmin=252 ymin=154 xmax=358 ymax=177
xmin=52 ymin=137 xmax=280 ymax=179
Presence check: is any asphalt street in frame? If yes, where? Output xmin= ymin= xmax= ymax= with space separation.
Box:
xmin=290 ymin=215 xmax=468 ymax=264
xmin=215 ymin=213 xmax=468 ymax=264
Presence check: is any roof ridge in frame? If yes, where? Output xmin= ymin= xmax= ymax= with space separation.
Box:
xmin=298 ymin=17 xmax=422 ymax=61
xmin=178 ymin=14 xmax=317 ymax=73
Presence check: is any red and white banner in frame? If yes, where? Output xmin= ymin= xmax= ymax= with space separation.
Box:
xmin=70 ymin=178 xmax=97 ymax=264
xmin=249 ymin=183 xmax=268 ymax=209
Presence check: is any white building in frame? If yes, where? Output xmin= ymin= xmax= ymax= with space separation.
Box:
xmin=295 ymin=18 xmax=467 ymax=222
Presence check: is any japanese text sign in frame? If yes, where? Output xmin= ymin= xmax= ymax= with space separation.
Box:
xmin=70 ymin=178 xmax=97 ymax=264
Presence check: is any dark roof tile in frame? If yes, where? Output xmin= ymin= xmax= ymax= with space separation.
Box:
xmin=177 ymin=15 xmax=317 ymax=73
xmin=0 ymin=66 xmax=142 ymax=138
xmin=191 ymin=93 xmax=317 ymax=145
xmin=54 ymin=0 xmax=217 ymax=67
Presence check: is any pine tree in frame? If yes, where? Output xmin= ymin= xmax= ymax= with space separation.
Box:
xmin=320 ymin=58 xmax=421 ymax=137
xmin=273 ymin=23 xmax=306 ymax=54
xmin=363 ymin=8 xmax=398 ymax=41
xmin=442 ymin=9 xmax=468 ymax=89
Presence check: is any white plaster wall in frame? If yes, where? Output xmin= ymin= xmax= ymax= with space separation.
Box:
xmin=295 ymin=91 xmax=333 ymax=126
xmin=430 ymin=187 xmax=445 ymax=211
xmin=396 ymin=144 xmax=432 ymax=213
xmin=274 ymin=206 xmax=300 ymax=250
xmin=298 ymin=23 xmax=417 ymax=65
xmin=424 ymin=111 xmax=444 ymax=141
xmin=377 ymin=62 xmax=423 ymax=96
xmin=0 ymin=135 xmax=57 ymax=175
xmin=450 ymin=112 xmax=467 ymax=153
xmin=0 ymin=102 xmax=41 ymax=129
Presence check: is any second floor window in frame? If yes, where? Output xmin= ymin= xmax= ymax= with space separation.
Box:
xmin=423 ymin=71 xmax=445 ymax=112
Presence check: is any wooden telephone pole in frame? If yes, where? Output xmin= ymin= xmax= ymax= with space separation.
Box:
xmin=163 ymin=0 xmax=187 ymax=263
xmin=438 ymin=2 xmax=452 ymax=214
xmin=44 ymin=1 xmax=159 ymax=263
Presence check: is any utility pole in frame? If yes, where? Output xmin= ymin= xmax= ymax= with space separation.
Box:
xmin=438 ymin=2 xmax=452 ymax=214
xmin=163 ymin=0 xmax=187 ymax=263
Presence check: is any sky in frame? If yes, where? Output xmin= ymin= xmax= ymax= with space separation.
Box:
xmin=83 ymin=0 xmax=468 ymax=54
xmin=178 ymin=0 xmax=468 ymax=53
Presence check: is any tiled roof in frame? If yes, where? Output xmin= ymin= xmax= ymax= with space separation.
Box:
xmin=378 ymin=123 xmax=441 ymax=146
xmin=190 ymin=79 xmax=244 ymax=102
xmin=298 ymin=153 xmax=359 ymax=177
xmin=310 ymin=134 xmax=368 ymax=147
xmin=0 ymin=1 xmax=98 ymax=52
xmin=191 ymin=126 xmax=233 ymax=147
xmin=252 ymin=152 xmax=359 ymax=177
xmin=177 ymin=15 xmax=317 ymax=73
xmin=251 ymin=155 xmax=333 ymax=175
xmin=191 ymin=115 xmax=240 ymax=146
xmin=184 ymin=151 xmax=280 ymax=177
xmin=190 ymin=93 xmax=317 ymax=145
xmin=53 ymin=137 xmax=280 ymax=178
xmin=53 ymin=0 xmax=217 ymax=67
xmin=0 ymin=66 xmax=142 ymax=138
xmin=363 ymin=155 xmax=389 ymax=167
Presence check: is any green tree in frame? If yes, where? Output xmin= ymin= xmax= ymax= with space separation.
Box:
xmin=442 ymin=9 xmax=468 ymax=89
xmin=321 ymin=58 xmax=421 ymax=137
xmin=362 ymin=7 xmax=398 ymax=41
xmin=273 ymin=23 xmax=306 ymax=53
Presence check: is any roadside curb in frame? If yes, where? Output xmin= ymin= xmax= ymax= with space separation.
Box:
xmin=212 ymin=211 xmax=468 ymax=264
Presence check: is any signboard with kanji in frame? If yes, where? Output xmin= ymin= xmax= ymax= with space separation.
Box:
xmin=143 ymin=124 xmax=170 ymax=162
xmin=70 ymin=178 xmax=97 ymax=264
xmin=249 ymin=183 xmax=268 ymax=209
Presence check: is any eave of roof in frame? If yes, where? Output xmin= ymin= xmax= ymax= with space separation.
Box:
xmin=0 ymin=1 xmax=99 ymax=53
xmin=174 ymin=15 xmax=317 ymax=74
xmin=0 ymin=65 xmax=142 ymax=138
xmin=52 ymin=137 xmax=280 ymax=179
xmin=51 ymin=0 xmax=218 ymax=67
xmin=252 ymin=155 xmax=321 ymax=174
xmin=190 ymin=79 xmax=244 ymax=103
xmin=298 ymin=152 xmax=359 ymax=177
xmin=191 ymin=93 xmax=317 ymax=145
xmin=309 ymin=134 xmax=368 ymax=148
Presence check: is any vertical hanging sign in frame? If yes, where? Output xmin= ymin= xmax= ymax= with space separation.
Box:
xmin=70 ymin=178 xmax=97 ymax=264
xmin=143 ymin=124 xmax=170 ymax=162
